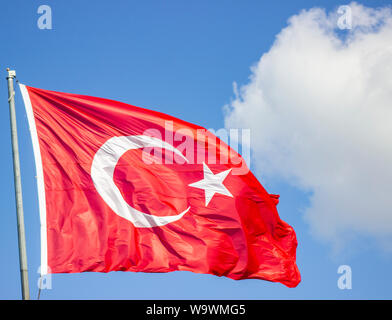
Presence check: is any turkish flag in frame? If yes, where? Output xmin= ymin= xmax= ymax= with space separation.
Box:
xmin=20 ymin=84 xmax=300 ymax=287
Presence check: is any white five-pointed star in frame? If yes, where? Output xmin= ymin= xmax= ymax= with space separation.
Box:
xmin=188 ymin=162 xmax=233 ymax=206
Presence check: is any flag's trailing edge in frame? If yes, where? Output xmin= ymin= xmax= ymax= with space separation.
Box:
xmin=19 ymin=84 xmax=48 ymax=276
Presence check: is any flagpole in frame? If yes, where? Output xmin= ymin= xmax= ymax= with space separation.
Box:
xmin=6 ymin=68 xmax=30 ymax=300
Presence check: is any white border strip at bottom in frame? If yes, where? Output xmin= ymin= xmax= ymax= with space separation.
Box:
xmin=19 ymin=84 xmax=48 ymax=276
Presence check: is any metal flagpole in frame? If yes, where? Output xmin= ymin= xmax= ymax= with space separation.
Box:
xmin=6 ymin=68 xmax=30 ymax=300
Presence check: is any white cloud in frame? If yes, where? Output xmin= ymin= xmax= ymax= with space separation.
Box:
xmin=224 ymin=2 xmax=392 ymax=248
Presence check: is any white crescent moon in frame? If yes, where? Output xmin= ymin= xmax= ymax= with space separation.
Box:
xmin=91 ymin=135 xmax=190 ymax=228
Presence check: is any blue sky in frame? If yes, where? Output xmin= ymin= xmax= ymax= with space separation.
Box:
xmin=1 ymin=0 xmax=391 ymax=299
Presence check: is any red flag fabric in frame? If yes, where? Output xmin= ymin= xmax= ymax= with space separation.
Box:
xmin=20 ymin=84 xmax=300 ymax=287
